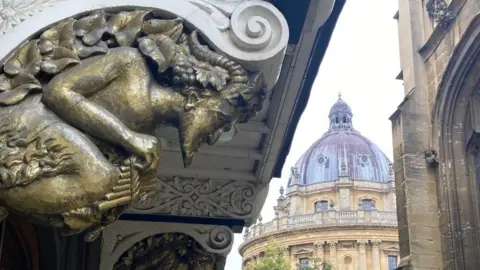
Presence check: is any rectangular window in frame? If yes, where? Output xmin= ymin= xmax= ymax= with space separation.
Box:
xmin=388 ymin=256 xmax=398 ymax=270
xmin=299 ymin=258 xmax=309 ymax=270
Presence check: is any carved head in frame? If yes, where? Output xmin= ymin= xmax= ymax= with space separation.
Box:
xmin=178 ymin=73 xmax=266 ymax=167
xmin=178 ymin=91 xmax=240 ymax=168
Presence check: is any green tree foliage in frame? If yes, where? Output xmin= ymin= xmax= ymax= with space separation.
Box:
xmin=296 ymin=257 xmax=334 ymax=270
xmin=245 ymin=239 xmax=334 ymax=270
xmin=245 ymin=239 xmax=292 ymax=270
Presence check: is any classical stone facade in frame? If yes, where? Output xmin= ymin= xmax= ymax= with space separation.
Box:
xmin=392 ymin=0 xmax=480 ymax=269
xmin=240 ymin=97 xmax=400 ymax=270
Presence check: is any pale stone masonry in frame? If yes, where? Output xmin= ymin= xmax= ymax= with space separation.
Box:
xmin=392 ymin=0 xmax=480 ymax=269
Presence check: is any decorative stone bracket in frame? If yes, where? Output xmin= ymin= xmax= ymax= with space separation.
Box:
xmin=0 ymin=0 xmax=289 ymax=89
xmin=128 ymin=176 xmax=265 ymax=227
xmin=100 ymin=220 xmax=234 ymax=270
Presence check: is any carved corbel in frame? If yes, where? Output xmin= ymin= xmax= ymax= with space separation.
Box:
xmin=100 ymin=220 xmax=234 ymax=270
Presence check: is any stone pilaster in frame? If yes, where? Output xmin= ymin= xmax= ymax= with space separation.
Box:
xmin=328 ymin=241 xmax=338 ymax=266
xmin=371 ymin=241 xmax=380 ymax=270
xmin=357 ymin=241 xmax=367 ymax=270
xmin=315 ymin=242 xmax=324 ymax=260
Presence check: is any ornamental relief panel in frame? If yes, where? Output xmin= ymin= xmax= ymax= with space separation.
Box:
xmin=130 ymin=176 xmax=257 ymax=220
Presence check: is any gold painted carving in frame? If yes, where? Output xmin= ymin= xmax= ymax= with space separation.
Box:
xmin=0 ymin=8 xmax=266 ymax=240
xmin=113 ymin=233 xmax=226 ymax=270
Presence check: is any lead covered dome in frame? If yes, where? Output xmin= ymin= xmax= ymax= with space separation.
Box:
xmin=288 ymin=95 xmax=393 ymax=186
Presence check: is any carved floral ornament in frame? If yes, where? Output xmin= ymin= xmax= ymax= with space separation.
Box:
xmin=130 ymin=176 xmax=256 ymax=220
xmin=0 ymin=4 xmax=285 ymax=242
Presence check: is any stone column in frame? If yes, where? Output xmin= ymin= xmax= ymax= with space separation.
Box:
xmin=371 ymin=241 xmax=381 ymax=270
xmin=358 ymin=241 xmax=367 ymax=270
xmin=328 ymin=241 xmax=338 ymax=266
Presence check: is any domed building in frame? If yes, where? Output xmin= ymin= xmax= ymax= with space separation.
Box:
xmin=239 ymin=96 xmax=399 ymax=270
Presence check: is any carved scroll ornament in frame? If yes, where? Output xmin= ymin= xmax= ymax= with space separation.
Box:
xmin=131 ymin=176 xmax=256 ymax=220
xmin=113 ymin=232 xmax=226 ymax=270
xmin=0 ymin=8 xmax=267 ymax=241
xmin=101 ymin=221 xmax=233 ymax=270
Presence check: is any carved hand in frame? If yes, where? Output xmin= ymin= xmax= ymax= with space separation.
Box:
xmin=125 ymin=132 xmax=161 ymax=172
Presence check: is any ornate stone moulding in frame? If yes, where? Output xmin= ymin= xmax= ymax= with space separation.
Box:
xmin=0 ymin=0 xmax=289 ymax=88
xmin=129 ymin=176 xmax=259 ymax=224
xmin=101 ymin=220 xmax=234 ymax=270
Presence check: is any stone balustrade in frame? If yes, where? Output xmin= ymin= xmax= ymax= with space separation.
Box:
xmin=244 ymin=210 xmax=398 ymax=241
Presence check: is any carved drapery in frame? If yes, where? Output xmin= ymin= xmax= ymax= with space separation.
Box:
xmin=130 ymin=176 xmax=256 ymax=221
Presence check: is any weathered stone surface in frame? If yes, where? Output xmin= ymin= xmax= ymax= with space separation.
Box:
xmin=394 ymin=0 xmax=480 ymax=269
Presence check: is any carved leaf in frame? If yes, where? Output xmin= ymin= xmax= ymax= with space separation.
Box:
xmin=193 ymin=63 xmax=229 ymax=90
xmin=0 ymin=84 xmax=39 ymax=105
xmin=106 ymin=10 xmax=151 ymax=46
xmin=4 ymin=40 xmax=42 ymax=75
xmin=74 ymin=12 xmax=108 ymax=46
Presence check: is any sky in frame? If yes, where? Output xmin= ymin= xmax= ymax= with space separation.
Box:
xmin=225 ymin=0 xmax=404 ymax=269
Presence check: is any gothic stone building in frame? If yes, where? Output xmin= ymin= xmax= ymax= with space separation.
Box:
xmin=0 ymin=0 xmax=347 ymax=269
xmin=392 ymin=0 xmax=480 ymax=269
xmin=240 ymin=97 xmax=400 ymax=270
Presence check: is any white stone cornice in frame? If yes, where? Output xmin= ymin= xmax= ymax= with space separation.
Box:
xmin=0 ymin=0 xmax=289 ymax=89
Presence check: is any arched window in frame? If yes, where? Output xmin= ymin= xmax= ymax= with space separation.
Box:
xmin=315 ymin=200 xmax=329 ymax=212
xmin=359 ymin=199 xmax=375 ymax=210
